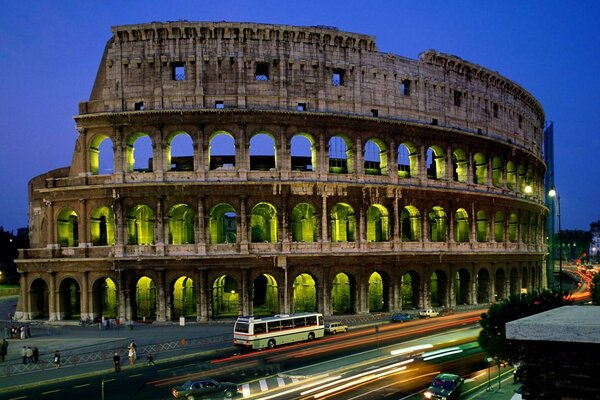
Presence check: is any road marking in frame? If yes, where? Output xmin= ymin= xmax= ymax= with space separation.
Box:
xmin=74 ymin=384 xmax=91 ymax=388
xmin=157 ymin=368 xmax=170 ymax=372
xmin=42 ymin=390 xmax=61 ymax=395
xmin=259 ymin=379 xmax=268 ymax=391
xmin=103 ymin=379 xmax=116 ymax=383
xmin=241 ymin=383 xmax=250 ymax=397
xmin=277 ymin=377 xmax=285 ymax=387
xmin=8 ymin=396 xmax=28 ymax=400
xmin=130 ymin=373 xmax=143 ymax=377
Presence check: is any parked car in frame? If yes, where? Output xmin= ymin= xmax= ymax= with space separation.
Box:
xmin=419 ymin=308 xmax=440 ymax=318
xmin=391 ymin=313 xmax=413 ymax=323
xmin=171 ymin=378 xmax=239 ymax=399
xmin=423 ymin=373 xmax=464 ymax=400
xmin=324 ymin=322 xmax=348 ymax=334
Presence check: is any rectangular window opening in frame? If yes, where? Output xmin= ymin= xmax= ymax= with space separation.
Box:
xmin=401 ymin=79 xmax=411 ymax=96
xmin=493 ymin=103 xmax=499 ymax=118
xmin=255 ymin=62 xmax=269 ymax=81
xmin=215 ymin=101 xmax=224 ymax=109
xmin=432 ymin=118 xmax=438 ymax=126
xmin=332 ymin=68 xmax=345 ymax=86
xmin=454 ymin=90 xmax=462 ymax=107
xmin=371 ymin=109 xmax=379 ymax=117
xmin=171 ymin=62 xmax=186 ymax=81
xmin=297 ymin=103 xmax=306 ymax=111
xmin=518 ymin=115 xmax=523 ymax=128
xmin=134 ymin=101 xmax=144 ymax=111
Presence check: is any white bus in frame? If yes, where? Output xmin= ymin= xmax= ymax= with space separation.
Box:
xmin=233 ymin=312 xmax=324 ymax=349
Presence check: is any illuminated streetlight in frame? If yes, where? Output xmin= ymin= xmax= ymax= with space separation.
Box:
xmin=548 ymin=189 xmax=562 ymax=292
xmin=524 ymin=185 xmax=533 ymax=194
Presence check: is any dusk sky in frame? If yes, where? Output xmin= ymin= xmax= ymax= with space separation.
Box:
xmin=1 ymin=1 xmax=598 ymax=233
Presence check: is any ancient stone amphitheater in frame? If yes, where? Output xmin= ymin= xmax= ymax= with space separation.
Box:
xmin=16 ymin=21 xmax=547 ymax=323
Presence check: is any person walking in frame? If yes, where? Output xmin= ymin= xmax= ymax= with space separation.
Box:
xmin=113 ymin=352 xmax=121 ymax=372
xmin=146 ymin=352 xmax=155 ymax=366
xmin=25 ymin=346 xmax=33 ymax=364
xmin=20 ymin=325 xmax=25 ymax=340
xmin=0 ymin=339 xmax=8 ymax=361
xmin=21 ymin=346 xmax=27 ymax=365
xmin=128 ymin=345 xmax=136 ymax=366
xmin=33 ymin=347 xmax=39 ymax=364
xmin=53 ymin=350 xmax=61 ymax=368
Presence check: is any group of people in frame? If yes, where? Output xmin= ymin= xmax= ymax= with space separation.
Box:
xmin=112 ymin=340 xmax=155 ymax=372
xmin=8 ymin=324 xmax=30 ymax=340
xmin=21 ymin=346 xmax=39 ymax=364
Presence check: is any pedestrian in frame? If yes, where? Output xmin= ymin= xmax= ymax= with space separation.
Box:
xmin=26 ymin=346 xmax=33 ymax=364
xmin=128 ymin=345 xmax=136 ymax=365
xmin=129 ymin=340 xmax=137 ymax=351
xmin=146 ymin=352 xmax=155 ymax=366
xmin=22 ymin=346 xmax=27 ymax=364
xmin=113 ymin=352 xmax=121 ymax=372
xmin=0 ymin=339 xmax=8 ymax=361
xmin=53 ymin=350 xmax=61 ymax=368
xmin=20 ymin=325 xmax=25 ymax=340
xmin=26 ymin=324 xmax=31 ymax=338
xmin=33 ymin=347 xmax=39 ymax=363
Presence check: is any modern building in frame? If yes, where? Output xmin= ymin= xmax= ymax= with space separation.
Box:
xmin=16 ymin=21 xmax=547 ymax=323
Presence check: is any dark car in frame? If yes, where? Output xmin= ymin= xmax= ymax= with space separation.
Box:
xmin=171 ymin=378 xmax=239 ymax=399
xmin=391 ymin=313 xmax=413 ymax=323
xmin=423 ymin=373 xmax=464 ymax=400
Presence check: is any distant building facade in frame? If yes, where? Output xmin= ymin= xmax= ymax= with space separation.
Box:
xmin=16 ymin=21 xmax=547 ymax=322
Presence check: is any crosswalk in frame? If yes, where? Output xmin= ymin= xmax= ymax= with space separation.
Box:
xmin=240 ymin=375 xmax=301 ymax=397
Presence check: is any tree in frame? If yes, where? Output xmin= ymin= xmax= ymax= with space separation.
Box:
xmin=478 ymin=289 xmax=572 ymax=364
xmin=590 ymin=274 xmax=600 ymax=305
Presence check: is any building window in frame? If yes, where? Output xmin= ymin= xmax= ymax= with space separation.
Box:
xmin=454 ymin=90 xmax=462 ymax=107
xmin=371 ymin=109 xmax=379 ymax=117
xmin=215 ymin=101 xmax=224 ymax=109
xmin=297 ymin=103 xmax=306 ymax=111
xmin=255 ymin=62 xmax=269 ymax=81
xmin=401 ymin=79 xmax=411 ymax=96
xmin=493 ymin=103 xmax=499 ymax=118
xmin=518 ymin=115 xmax=523 ymax=128
xmin=134 ymin=101 xmax=144 ymax=111
xmin=332 ymin=68 xmax=344 ymax=86
xmin=171 ymin=62 xmax=186 ymax=81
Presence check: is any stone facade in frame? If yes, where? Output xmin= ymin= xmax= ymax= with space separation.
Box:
xmin=16 ymin=21 xmax=547 ymax=323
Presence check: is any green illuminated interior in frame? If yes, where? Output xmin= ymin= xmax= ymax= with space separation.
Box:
xmin=100 ymin=278 xmax=118 ymax=318
xmin=452 ymin=148 xmax=468 ymax=182
xmin=89 ymin=134 xmax=109 ymax=175
xmin=473 ymin=153 xmax=488 ymax=184
xmin=401 ymin=206 xmax=421 ymax=241
xmin=293 ymin=273 xmax=316 ymax=312
xmin=209 ymin=203 xmax=237 ymax=244
xmin=529 ymin=213 xmax=537 ymax=243
xmin=429 ymin=206 xmax=447 ymax=242
xmin=398 ymin=142 xmax=418 ymax=178
xmin=57 ymin=207 xmax=79 ymax=247
xmin=60 ymin=278 xmax=81 ymax=320
xmin=127 ymin=205 xmax=155 ymax=245
xmin=476 ymin=210 xmax=489 ymax=242
xmin=91 ymin=206 xmax=115 ymax=246
xmin=291 ymin=202 xmax=317 ymax=242
xmin=508 ymin=213 xmax=519 ymax=242
xmin=494 ymin=211 xmax=505 ymax=242
xmin=253 ymin=274 xmax=278 ymax=316
xmin=330 ymin=203 xmax=356 ymax=242
xmin=518 ymin=164 xmax=526 ymax=193
xmin=429 ymin=272 xmax=439 ymax=306
xmin=506 ymin=161 xmax=516 ymax=190
xmin=454 ymin=208 xmax=469 ymax=242
xmin=367 ymin=204 xmax=390 ymax=242
xmin=427 ymin=146 xmax=445 ymax=180
xmin=368 ymin=272 xmax=385 ymax=312
xmin=401 ymin=272 xmax=415 ymax=308
xmin=251 ymin=202 xmax=278 ymax=243
xmin=172 ymin=276 xmax=196 ymax=318
xmin=212 ymin=275 xmax=238 ymax=317
xmin=521 ymin=213 xmax=528 ymax=242
xmin=135 ymin=276 xmax=156 ymax=319
xmin=492 ymin=157 xmax=503 ymax=187
xmin=331 ymin=273 xmax=352 ymax=314
xmin=168 ymin=204 xmax=195 ymax=244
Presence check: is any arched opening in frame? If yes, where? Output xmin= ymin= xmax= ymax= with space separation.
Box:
xmin=494 ymin=268 xmax=506 ymax=301
xmin=494 ymin=211 xmax=505 ymax=242
xmin=508 ymin=213 xmax=519 ymax=242
xmin=212 ymin=275 xmax=239 ymax=318
xmin=506 ymin=161 xmax=516 ymax=190
xmin=30 ymin=278 xmax=49 ymax=319
xmin=291 ymin=202 xmax=317 ymax=242
xmin=429 ymin=206 xmax=447 ymax=242
xmin=328 ymin=135 xmax=353 ymax=174
xmin=401 ymin=271 xmax=420 ymax=309
xmin=397 ymin=142 xmax=418 ymax=178
xmin=522 ymin=267 xmax=530 ymax=293
xmin=452 ymin=148 xmax=468 ymax=182
xmin=171 ymin=276 xmax=196 ymax=319
xmin=209 ymin=203 xmax=237 ymax=244
xmin=368 ymin=271 xmax=389 ymax=312
xmin=133 ymin=276 xmax=156 ymax=320
xmin=473 ymin=152 xmax=488 ymax=185
xmin=292 ymin=273 xmax=316 ymax=313
xmin=251 ymin=202 xmax=278 ymax=243
xmin=253 ymin=274 xmax=278 ymax=316
xmin=518 ymin=164 xmax=527 ymax=193
xmin=57 ymin=208 xmax=79 ymax=247
xmin=168 ymin=204 xmax=195 ymax=244
xmin=509 ymin=267 xmax=520 ymax=296
xmin=367 ymin=204 xmax=390 ymax=242
xmin=331 ymin=272 xmax=354 ymax=314
xmin=91 ymin=277 xmax=118 ymax=320
xmin=454 ymin=208 xmax=470 ymax=242
xmin=520 ymin=212 xmax=529 ymax=243
xmin=529 ymin=213 xmax=538 ymax=243
xmin=166 ymin=131 xmax=194 ymax=171
xmin=291 ymin=134 xmax=316 ymax=171
xmin=126 ymin=205 xmax=154 ymax=245
xmin=209 ymin=131 xmax=235 ymax=170
xmin=364 ymin=139 xmax=387 ymax=175
xmin=426 ymin=145 xmax=445 ymax=180
xmin=401 ymin=206 xmax=421 ymax=241
xmin=330 ymin=203 xmax=356 ymax=242
xmin=476 ymin=269 xmax=490 ymax=304
xmin=476 ymin=210 xmax=490 ymax=242
xmin=250 ymin=132 xmax=277 ymax=171
xmin=58 ymin=278 xmax=81 ymax=320
xmin=429 ymin=270 xmax=448 ymax=307
xmin=455 ymin=269 xmax=470 ymax=305
xmin=90 ymin=206 xmax=115 ymax=246
xmin=492 ymin=156 xmax=503 ymax=187
xmin=126 ymin=133 xmax=153 ymax=172
xmin=89 ymin=134 xmax=114 ymax=175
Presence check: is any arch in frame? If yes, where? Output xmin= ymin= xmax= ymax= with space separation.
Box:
xmin=126 ymin=205 xmax=154 ymax=245
xmin=209 ymin=131 xmax=236 ymax=170
xmin=476 ymin=210 xmax=490 ymax=242
xmin=328 ymin=135 xmax=353 ymax=174
xmin=57 ymin=207 xmax=79 ymax=247
xmin=166 ymin=131 xmax=194 ymax=171
xmin=494 ymin=211 xmax=505 ymax=242
xmin=90 ymin=206 xmax=115 ymax=246
xmin=429 ymin=270 xmax=448 ymax=307
xmin=368 ymin=271 xmax=389 ymax=312
xmin=250 ymin=132 xmax=277 ymax=171
xmin=291 ymin=202 xmax=317 ymax=242
xmin=330 ymin=203 xmax=356 ymax=242
xmin=492 ymin=156 xmax=503 ymax=188
xmin=126 ymin=132 xmax=153 ymax=172
xmin=529 ymin=213 xmax=538 ymax=244
xmin=168 ymin=204 xmax=195 ymax=244
xmin=331 ymin=272 xmax=355 ymax=314
xmin=58 ymin=277 xmax=81 ymax=320
xmin=506 ymin=161 xmax=516 ymax=190
xmin=476 ymin=268 xmax=490 ymax=304
xmin=364 ymin=139 xmax=388 ymax=175
xmin=212 ymin=275 xmax=239 ymax=318
xmin=454 ymin=208 xmax=470 ymax=242
xmin=518 ymin=164 xmax=527 ymax=193
xmin=473 ymin=152 xmax=488 ymax=185
xmin=452 ymin=148 xmax=468 ymax=182
xmin=426 ymin=145 xmax=445 ymax=180
xmin=401 ymin=206 xmax=421 ymax=241
xmin=251 ymin=202 xmax=278 ymax=243
xmin=495 ymin=268 xmax=507 ymax=301
xmin=133 ymin=276 xmax=157 ymax=320
xmin=397 ymin=142 xmax=419 ymax=178
xmin=521 ymin=212 xmax=529 ymax=243
xmin=29 ymin=278 xmax=49 ymax=319
xmin=429 ymin=206 xmax=447 ymax=242
xmin=171 ymin=276 xmax=196 ymax=318
xmin=292 ymin=273 xmax=316 ymax=313
xmin=401 ymin=271 xmax=421 ymax=309
xmin=522 ymin=267 xmax=530 ymax=293
xmin=291 ymin=133 xmax=316 ymax=171
xmin=209 ymin=203 xmax=237 ymax=244
xmin=509 ymin=267 xmax=520 ymax=296
xmin=367 ymin=204 xmax=390 ymax=242
xmin=253 ymin=274 xmax=278 ymax=316
xmin=455 ymin=269 xmax=470 ymax=305
xmin=91 ymin=277 xmax=118 ymax=320
xmin=508 ymin=213 xmax=519 ymax=242
xmin=89 ymin=134 xmax=114 ymax=175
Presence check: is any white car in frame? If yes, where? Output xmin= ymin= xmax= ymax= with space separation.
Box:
xmin=324 ymin=322 xmax=348 ymax=334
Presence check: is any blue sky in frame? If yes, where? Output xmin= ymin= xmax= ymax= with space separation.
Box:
xmin=0 ymin=0 xmax=598 ymax=232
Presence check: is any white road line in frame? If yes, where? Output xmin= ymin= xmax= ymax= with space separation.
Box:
xmin=241 ymin=383 xmax=251 ymax=397
xmin=129 ymin=373 xmax=143 ymax=377
xmin=42 ymin=390 xmax=61 ymax=395
xmin=259 ymin=379 xmax=268 ymax=391
xmin=277 ymin=377 xmax=285 ymax=387
xmin=103 ymin=379 xmax=116 ymax=383
xmin=74 ymin=384 xmax=91 ymax=388
xmin=8 ymin=396 xmax=28 ymax=400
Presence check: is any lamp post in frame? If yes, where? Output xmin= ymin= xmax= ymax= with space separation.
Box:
xmin=548 ymin=189 xmax=562 ymax=292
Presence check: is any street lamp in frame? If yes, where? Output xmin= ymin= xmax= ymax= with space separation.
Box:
xmin=548 ymin=189 xmax=562 ymax=292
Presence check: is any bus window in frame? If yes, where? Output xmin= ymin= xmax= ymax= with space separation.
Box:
xmin=268 ymin=321 xmax=281 ymax=331
xmin=281 ymin=319 xmax=294 ymax=329
xmin=306 ymin=315 xmax=317 ymax=325
xmin=235 ymin=322 xmax=249 ymax=333
xmin=294 ymin=317 xmax=306 ymax=327
xmin=254 ymin=323 xmax=266 ymax=334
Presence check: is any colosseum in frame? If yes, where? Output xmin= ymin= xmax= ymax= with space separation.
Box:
xmin=16 ymin=21 xmax=548 ymax=323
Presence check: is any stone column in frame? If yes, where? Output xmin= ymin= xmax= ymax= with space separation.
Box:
xmin=393 ymin=193 xmax=401 ymax=248
xmin=117 ymin=270 xmax=127 ymax=323
xmin=79 ymin=197 xmax=88 ymax=248
xmin=321 ymin=193 xmax=329 ymax=250
xmin=81 ymin=271 xmax=89 ymax=319
xmin=196 ymin=195 xmax=206 ymax=254
xmin=467 ymin=150 xmax=474 ymax=184
xmin=48 ymin=272 xmax=57 ymax=321
xmin=113 ymin=127 xmax=125 ymax=183
xmin=197 ymin=269 xmax=209 ymax=322
xmin=241 ymin=269 xmax=249 ymax=316
xmin=155 ymin=197 xmax=165 ymax=255
xmin=157 ymin=269 xmax=167 ymax=322
xmin=419 ymin=144 xmax=427 ymax=185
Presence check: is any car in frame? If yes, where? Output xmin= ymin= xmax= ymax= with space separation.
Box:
xmin=171 ymin=378 xmax=239 ymax=399
xmin=391 ymin=313 xmax=413 ymax=323
xmin=324 ymin=322 xmax=348 ymax=334
xmin=423 ymin=373 xmax=464 ymax=400
xmin=419 ymin=308 xmax=440 ymax=318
